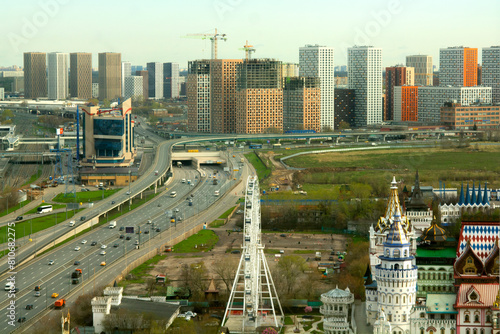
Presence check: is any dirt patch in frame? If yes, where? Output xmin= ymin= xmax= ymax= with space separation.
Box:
xmin=258 ymin=151 xmax=296 ymax=191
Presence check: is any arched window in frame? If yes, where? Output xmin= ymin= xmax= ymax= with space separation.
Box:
xmin=441 ymin=328 xmax=445 ymax=334
xmin=395 ymin=264 xmax=399 ymax=270
xmin=420 ymin=312 xmax=426 ymax=318
xmin=383 ymin=295 xmax=386 ymax=303
xmin=403 ymin=296 xmax=406 ymax=303
xmin=404 ymin=249 xmax=408 ymax=257
xmin=395 ymin=296 xmax=399 ymax=304
xmin=420 ymin=329 xmax=424 ymax=334
xmin=386 ymin=249 xmax=390 ymax=257
xmin=486 ymin=313 xmax=491 ymax=323
xmin=473 ymin=329 xmax=477 ymax=334
xmin=480 ymin=329 xmax=485 ymax=334
xmin=466 ymin=329 xmax=470 ymax=334
xmin=388 ymin=296 xmax=392 ymax=303
xmin=465 ymin=314 xmax=470 ymax=322
xmin=450 ymin=329 xmax=455 ymax=334
xmin=394 ymin=249 xmax=400 ymax=257
xmin=474 ymin=314 xmax=480 ymax=323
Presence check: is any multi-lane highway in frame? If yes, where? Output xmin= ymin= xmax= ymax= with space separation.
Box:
xmin=1 ymin=162 xmax=241 ymax=331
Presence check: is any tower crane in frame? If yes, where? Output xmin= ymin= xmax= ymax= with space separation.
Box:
xmin=183 ymin=28 xmax=227 ymax=60
xmin=239 ymin=40 xmax=256 ymax=60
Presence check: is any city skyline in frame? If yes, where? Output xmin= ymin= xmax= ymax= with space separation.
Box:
xmin=1 ymin=0 xmax=499 ymax=69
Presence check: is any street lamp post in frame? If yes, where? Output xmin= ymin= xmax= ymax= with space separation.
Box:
xmin=128 ymin=170 xmax=131 ymax=211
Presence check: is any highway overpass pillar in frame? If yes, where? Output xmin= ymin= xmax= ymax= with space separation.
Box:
xmin=154 ymin=181 xmax=158 ymax=194
xmin=306 ymin=138 xmax=311 ymax=144
xmin=383 ymin=134 xmax=387 ymax=141
xmin=140 ymin=192 xmax=143 ymax=199
xmin=336 ymin=137 xmax=339 ymax=144
xmin=356 ymin=136 xmax=359 ymax=142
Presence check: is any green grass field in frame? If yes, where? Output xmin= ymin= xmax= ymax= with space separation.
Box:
xmin=284 ymin=146 xmax=500 ymax=189
xmin=218 ymin=206 xmax=235 ymax=219
xmin=0 ymin=200 xmax=31 ymax=218
xmin=52 ymin=189 xmax=121 ymax=203
xmin=173 ymin=229 xmax=219 ymax=253
xmin=209 ymin=220 xmax=226 ymax=228
xmin=244 ymin=152 xmax=271 ymax=181
xmin=0 ymin=209 xmax=84 ymax=242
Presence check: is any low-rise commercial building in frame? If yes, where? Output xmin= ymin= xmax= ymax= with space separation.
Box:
xmin=441 ymin=102 xmax=500 ymax=130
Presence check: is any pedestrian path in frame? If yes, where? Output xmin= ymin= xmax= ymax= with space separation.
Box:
xmin=283 ymin=316 xmax=324 ymax=334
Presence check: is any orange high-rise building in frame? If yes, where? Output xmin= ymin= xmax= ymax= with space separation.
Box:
xmin=393 ymin=86 xmax=418 ymax=122
xmin=211 ymin=59 xmax=243 ymax=133
xmin=439 ymin=47 xmax=478 ymax=87
xmin=236 ymin=59 xmax=283 ymax=134
xmin=283 ymin=77 xmax=320 ymax=132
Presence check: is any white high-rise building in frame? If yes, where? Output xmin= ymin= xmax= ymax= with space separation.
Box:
xmin=121 ymin=61 xmax=131 ymax=97
xmin=146 ymin=62 xmax=163 ymax=100
xmin=348 ymin=46 xmax=382 ymax=127
xmin=406 ymin=55 xmax=433 ymax=86
xmin=0 ymin=87 xmax=4 ymax=100
xmin=299 ymin=45 xmax=335 ymax=131
xmin=482 ymin=46 xmax=500 ymax=104
xmin=417 ymin=86 xmax=492 ymax=123
xmin=124 ymin=76 xmax=144 ymax=100
xmin=47 ymin=52 xmax=68 ymax=100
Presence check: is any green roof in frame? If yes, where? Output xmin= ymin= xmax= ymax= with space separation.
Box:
xmin=416 ymin=247 xmax=456 ymax=258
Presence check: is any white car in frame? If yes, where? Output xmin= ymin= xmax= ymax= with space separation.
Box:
xmin=74 ymin=246 xmax=81 ymax=251
xmin=100 ymin=251 xmax=106 ymax=255
xmin=147 ymin=220 xmax=152 ymax=224
xmin=101 ymin=245 xmax=107 ymax=249
xmin=126 ymin=191 xmax=130 ymax=195
xmin=174 ymin=208 xmax=180 ymax=212
xmin=81 ymin=240 xmax=87 ymax=244
xmin=181 ymin=179 xmax=186 ymax=183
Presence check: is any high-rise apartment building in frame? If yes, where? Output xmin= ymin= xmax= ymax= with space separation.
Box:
xmin=135 ymin=70 xmax=149 ymax=101
xmin=236 ymin=59 xmax=283 ymax=134
xmin=187 ymin=60 xmax=211 ymax=133
xmin=334 ymin=89 xmax=355 ymax=129
xmin=0 ymin=88 xmax=4 ymax=101
xmin=282 ymin=63 xmax=299 ymax=77
xmin=70 ymin=53 xmax=92 ymax=99
xmin=439 ymin=47 xmax=478 ymax=87
xmin=348 ymin=46 xmax=383 ymax=127
xmin=406 ymin=55 xmax=433 ymax=86
xmin=124 ymin=76 xmax=144 ymax=100
xmin=211 ymin=59 xmax=242 ymax=133
xmin=385 ymin=66 xmax=414 ymax=121
xmin=482 ymin=46 xmax=500 ymax=104
xmin=393 ymin=86 xmax=418 ymax=122
xmin=98 ymin=53 xmax=121 ymax=100
xmin=417 ymin=86 xmax=491 ymax=123
xmin=163 ymin=63 xmax=180 ymax=99
xmin=24 ymin=52 xmax=47 ymax=99
xmin=299 ymin=45 xmax=335 ymax=131
xmin=283 ymin=77 xmax=321 ymax=133
xmin=121 ymin=61 xmax=131 ymax=97
xmin=48 ymin=52 xmax=68 ymax=100
xmin=146 ymin=62 xmax=163 ymax=100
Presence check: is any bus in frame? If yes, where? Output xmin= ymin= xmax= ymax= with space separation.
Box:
xmin=249 ymin=144 xmax=262 ymax=149
xmin=37 ymin=205 xmax=53 ymax=214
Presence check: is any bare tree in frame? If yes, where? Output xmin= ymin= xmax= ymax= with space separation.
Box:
xmin=213 ymin=258 xmax=238 ymax=294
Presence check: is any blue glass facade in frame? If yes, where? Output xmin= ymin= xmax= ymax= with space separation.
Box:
xmin=95 ymin=139 xmax=122 ymax=157
xmin=93 ymin=119 xmax=124 ymax=136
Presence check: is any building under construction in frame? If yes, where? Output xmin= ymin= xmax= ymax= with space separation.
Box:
xmin=187 ymin=60 xmax=211 ymax=133
xmin=283 ymin=76 xmax=321 ymax=132
xmin=236 ymin=59 xmax=283 ymax=134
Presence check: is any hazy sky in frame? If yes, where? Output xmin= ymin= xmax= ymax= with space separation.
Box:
xmin=1 ymin=0 xmax=499 ymax=70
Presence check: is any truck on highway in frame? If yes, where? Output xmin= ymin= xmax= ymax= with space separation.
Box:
xmin=315 ymin=252 xmax=321 ymax=261
xmin=177 ymin=161 xmax=182 ymax=168
xmin=213 ymin=179 xmax=218 ymax=185
xmin=54 ymin=299 xmax=66 ymax=308
xmin=109 ymin=221 xmax=117 ymax=229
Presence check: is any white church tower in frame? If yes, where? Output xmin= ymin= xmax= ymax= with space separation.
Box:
xmin=374 ymin=205 xmax=418 ymax=334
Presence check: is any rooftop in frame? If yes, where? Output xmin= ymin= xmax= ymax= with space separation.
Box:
xmin=416 ymin=247 xmax=456 ymax=258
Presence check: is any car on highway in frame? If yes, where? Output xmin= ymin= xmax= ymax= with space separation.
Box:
xmin=74 ymin=246 xmax=81 ymax=251
xmin=51 ymin=293 xmax=59 ymax=298
xmin=280 ymin=234 xmax=286 ymax=238
xmin=48 ymin=260 xmax=55 ymax=265
xmin=91 ymin=241 xmax=97 ymax=246
xmin=135 ymin=240 xmax=139 ymax=245
xmin=126 ymin=236 xmax=131 ymax=240
xmin=174 ymin=208 xmax=180 ymax=212
xmin=181 ymin=178 xmax=186 ymax=183
xmin=74 ymin=261 xmax=80 ymax=265
xmin=81 ymin=240 xmax=87 ymax=244
xmin=113 ymin=243 xmax=119 ymax=248
xmin=119 ymin=226 xmax=124 ymax=231
xmin=101 ymin=244 xmax=107 ymax=249
xmin=126 ymin=191 xmax=130 ymax=195
xmin=100 ymin=262 xmax=106 ymax=266
xmin=100 ymin=251 xmax=106 ymax=255
xmin=231 ymin=250 xmax=241 ymax=254
xmin=26 ymin=304 xmax=33 ymax=310
xmin=155 ymin=228 xmax=161 ymax=232
xmin=18 ymin=317 xmax=26 ymax=323
xmin=15 ymin=216 xmax=23 ymax=221
xmin=119 ymin=234 xmax=124 ymax=239
xmin=80 ymin=216 xmax=86 ymax=221
xmin=144 ymin=230 xmax=149 ymax=234
xmin=147 ymin=220 xmax=152 ymax=224
xmin=34 ymin=291 xmax=41 ymax=297
xmin=111 ymin=201 xmax=115 ymax=205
